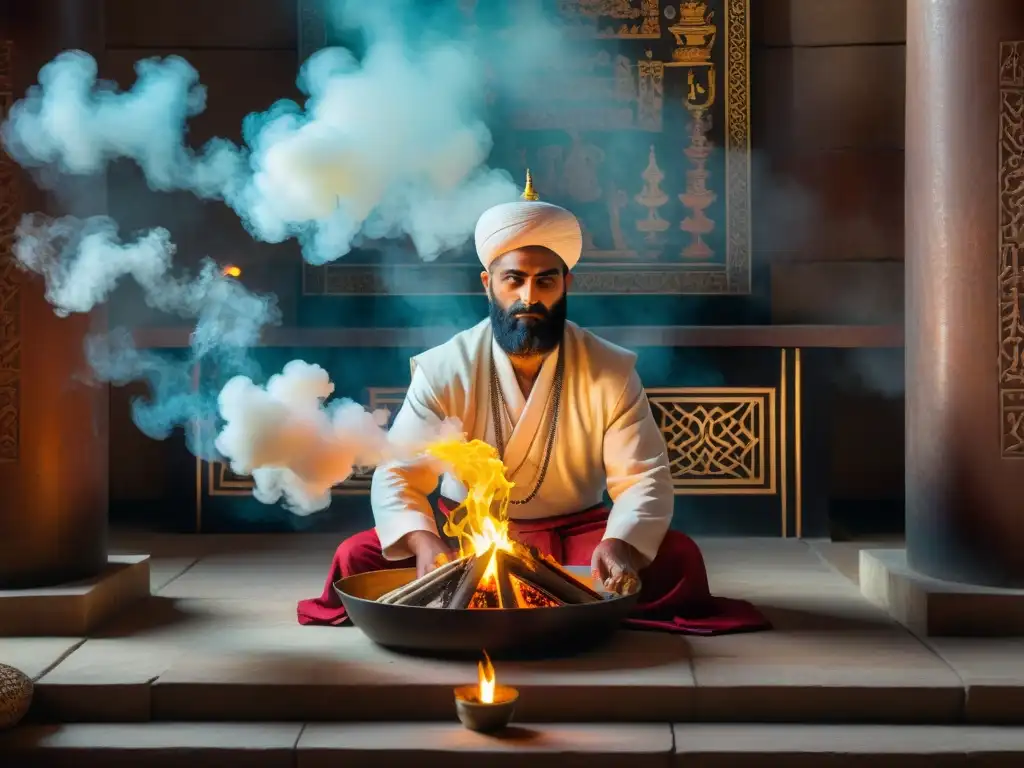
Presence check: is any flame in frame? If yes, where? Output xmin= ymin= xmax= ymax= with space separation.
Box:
xmin=426 ymin=438 xmax=515 ymax=600
xmin=478 ymin=650 xmax=496 ymax=704
xmin=222 ymin=265 xmax=242 ymax=278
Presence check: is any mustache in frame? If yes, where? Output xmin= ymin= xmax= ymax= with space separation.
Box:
xmin=509 ymin=302 xmax=549 ymax=317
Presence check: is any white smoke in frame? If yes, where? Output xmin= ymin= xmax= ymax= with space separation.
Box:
xmin=1 ymin=36 xmax=519 ymax=265
xmin=13 ymin=214 xmax=277 ymax=353
xmin=0 ymin=0 xmax=533 ymax=516
xmin=215 ymin=361 xmax=462 ymax=514
xmin=11 ymin=213 xmax=467 ymax=513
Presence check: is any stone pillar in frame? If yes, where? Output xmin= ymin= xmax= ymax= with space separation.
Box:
xmin=905 ymin=0 xmax=1024 ymax=588
xmin=0 ymin=0 xmax=109 ymax=587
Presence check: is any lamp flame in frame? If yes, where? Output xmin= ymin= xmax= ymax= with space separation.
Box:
xmin=222 ymin=265 xmax=241 ymax=278
xmin=478 ymin=650 xmax=495 ymax=704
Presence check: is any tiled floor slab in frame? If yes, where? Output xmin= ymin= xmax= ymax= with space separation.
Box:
xmin=8 ymin=534 xmax=1024 ymax=727
xmin=149 ymin=627 xmax=695 ymax=722
xmin=673 ymin=724 xmax=1024 ymax=767
xmin=32 ymin=597 xmax=301 ymax=721
xmin=689 ymin=612 xmax=965 ymax=723
xmin=0 ymin=637 xmax=84 ymax=679
xmin=298 ymin=723 xmax=674 ymax=768
xmin=155 ymin=550 xmax=333 ymax=600
xmin=0 ymin=722 xmax=301 ymax=768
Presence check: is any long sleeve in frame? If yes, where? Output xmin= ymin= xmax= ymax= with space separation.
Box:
xmin=601 ymin=368 xmax=674 ymax=564
xmin=370 ymin=367 xmax=447 ymax=561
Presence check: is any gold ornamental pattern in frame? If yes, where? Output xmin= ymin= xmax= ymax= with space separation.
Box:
xmin=209 ymin=386 xmax=776 ymax=497
xmin=998 ymin=41 xmax=1024 ymax=458
xmin=646 ymin=388 xmax=775 ymax=494
xmin=0 ymin=41 xmax=19 ymax=463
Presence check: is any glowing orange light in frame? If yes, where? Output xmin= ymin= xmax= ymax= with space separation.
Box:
xmin=477 ymin=650 xmax=495 ymax=704
xmin=222 ymin=265 xmax=242 ymax=278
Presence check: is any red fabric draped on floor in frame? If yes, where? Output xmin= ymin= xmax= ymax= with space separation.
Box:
xmin=297 ymin=501 xmax=770 ymax=635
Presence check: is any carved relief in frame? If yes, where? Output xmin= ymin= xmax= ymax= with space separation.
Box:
xmin=646 ymin=388 xmax=776 ymax=494
xmin=559 ymin=0 xmax=662 ymax=39
xmin=0 ymin=42 xmax=19 ymax=463
xmin=209 ymin=386 xmax=776 ymax=497
xmin=998 ymin=42 xmax=1024 ymax=458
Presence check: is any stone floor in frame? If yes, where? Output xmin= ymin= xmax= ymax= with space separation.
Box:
xmin=1 ymin=533 xmax=1023 ymax=766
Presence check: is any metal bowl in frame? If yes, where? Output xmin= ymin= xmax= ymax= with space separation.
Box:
xmin=333 ymin=565 xmax=640 ymax=659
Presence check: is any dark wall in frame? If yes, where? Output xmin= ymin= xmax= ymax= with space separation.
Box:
xmin=753 ymin=0 xmax=906 ymax=534
xmin=103 ymin=0 xmax=302 ymax=525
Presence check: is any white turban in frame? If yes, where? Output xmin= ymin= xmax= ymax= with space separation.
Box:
xmin=474 ymin=201 xmax=583 ymax=270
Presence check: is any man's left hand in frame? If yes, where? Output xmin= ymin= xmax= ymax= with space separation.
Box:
xmin=591 ymin=538 xmax=645 ymax=594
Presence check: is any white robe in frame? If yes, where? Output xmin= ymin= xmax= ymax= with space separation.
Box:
xmin=370 ymin=319 xmax=674 ymax=563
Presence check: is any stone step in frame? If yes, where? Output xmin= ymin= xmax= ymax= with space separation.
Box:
xmin=29 ymin=626 xmax=1017 ymax=725
xmin=2 ymin=722 xmax=1024 ymax=768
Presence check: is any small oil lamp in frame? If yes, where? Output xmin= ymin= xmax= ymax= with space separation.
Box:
xmin=453 ymin=650 xmax=518 ymax=733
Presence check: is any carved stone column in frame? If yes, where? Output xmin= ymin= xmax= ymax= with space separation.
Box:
xmin=861 ymin=0 xmax=1024 ymax=635
xmin=0 ymin=0 xmax=109 ymax=587
xmin=903 ymin=0 xmax=1024 ymax=589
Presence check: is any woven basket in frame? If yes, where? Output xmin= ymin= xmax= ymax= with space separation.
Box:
xmin=0 ymin=664 xmax=33 ymax=729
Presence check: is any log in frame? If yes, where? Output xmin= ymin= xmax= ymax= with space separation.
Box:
xmin=448 ymin=546 xmax=495 ymax=610
xmin=505 ymin=547 xmax=603 ymax=605
xmin=378 ymin=555 xmax=469 ymax=604
xmin=393 ymin=558 xmax=472 ymax=607
xmin=494 ymin=550 xmax=520 ymax=610
xmin=529 ymin=546 xmax=605 ymax=601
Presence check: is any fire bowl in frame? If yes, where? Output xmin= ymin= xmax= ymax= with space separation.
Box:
xmin=453 ymin=684 xmax=519 ymax=733
xmin=333 ymin=566 xmax=641 ymax=659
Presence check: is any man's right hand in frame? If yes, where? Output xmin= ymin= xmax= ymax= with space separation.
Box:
xmin=402 ymin=531 xmax=455 ymax=578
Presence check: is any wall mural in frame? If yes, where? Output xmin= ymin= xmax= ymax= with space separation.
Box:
xmin=300 ymin=0 xmax=751 ymax=296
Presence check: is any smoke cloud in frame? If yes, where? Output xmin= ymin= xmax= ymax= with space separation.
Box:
xmin=1 ymin=26 xmax=519 ymax=265
xmin=215 ymin=361 xmax=462 ymax=514
xmin=2 ymin=0 xmax=543 ymax=513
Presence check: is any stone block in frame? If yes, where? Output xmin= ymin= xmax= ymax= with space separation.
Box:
xmin=860 ymin=549 xmax=1024 ymax=637
xmin=150 ymin=628 xmax=695 ymax=722
xmin=297 ymin=722 xmax=674 ymax=768
xmin=927 ymin=637 xmax=1024 ymax=724
xmin=0 ymin=722 xmax=300 ymax=767
xmin=673 ymin=723 xmax=1024 ymax=767
xmin=690 ymin=625 xmax=964 ymax=723
xmin=0 ymin=555 xmax=151 ymax=637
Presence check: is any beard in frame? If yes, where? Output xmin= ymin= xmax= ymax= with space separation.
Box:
xmin=489 ymin=291 xmax=568 ymax=357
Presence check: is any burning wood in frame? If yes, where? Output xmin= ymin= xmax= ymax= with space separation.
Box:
xmin=378 ymin=541 xmax=606 ymax=610
xmin=375 ymin=438 xmax=612 ymax=610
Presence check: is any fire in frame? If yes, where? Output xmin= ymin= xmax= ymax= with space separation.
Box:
xmin=478 ymin=650 xmax=496 ymax=704
xmin=426 ymin=438 xmax=515 ymax=594
xmin=222 ymin=265 xmax=242 ymax=278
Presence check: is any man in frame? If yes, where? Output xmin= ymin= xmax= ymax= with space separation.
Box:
xmin=298 ymin=174 xmax=768 ymax=634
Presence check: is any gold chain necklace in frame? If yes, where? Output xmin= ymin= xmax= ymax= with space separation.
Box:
xmin=489 ymin=349 xmax=564 ymax=505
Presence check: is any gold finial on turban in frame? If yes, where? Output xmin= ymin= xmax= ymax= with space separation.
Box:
xmin=522 ymin=169 xmax=539 ymax=201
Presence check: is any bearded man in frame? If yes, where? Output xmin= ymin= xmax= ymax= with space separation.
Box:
xmin=298 ymin=175 xmax=768 ymax=634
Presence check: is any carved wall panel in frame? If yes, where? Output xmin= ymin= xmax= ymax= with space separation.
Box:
xmin=0 ymin=42 xmax=20 ymax=463
xmin=299 ymin=0 xmax=751 ymax=296
xmin=999 ymin=42 xmax=1024 ymax=458
xmin=207 ymin=384 xmax=777 ymax=497
xmin=646 ymin=387 xmax=776 ymax=494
